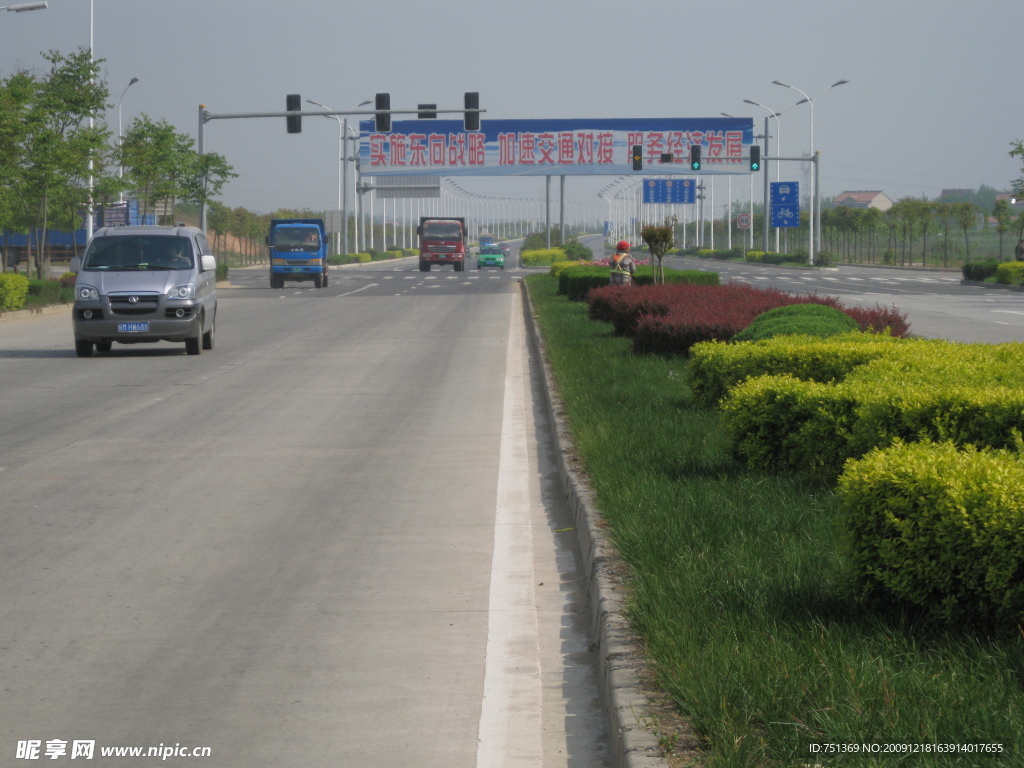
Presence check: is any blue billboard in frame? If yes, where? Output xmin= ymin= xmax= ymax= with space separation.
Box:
xmin=359 ymin=117 xmax=755 ymax=177
xmin=642 ymin=178 xmax=697 ymax=204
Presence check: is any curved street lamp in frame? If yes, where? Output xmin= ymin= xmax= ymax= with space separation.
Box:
xmin=117 ymin=77 xmax=139 ymax=202
xmin=1 ymin=2 xmax=47 ymax=11
xmin=771 ymin=79 xmax=850 ymax=262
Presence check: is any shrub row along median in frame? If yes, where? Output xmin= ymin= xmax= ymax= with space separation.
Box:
xmin=526 ymin=271 xmax=1024 ymax=766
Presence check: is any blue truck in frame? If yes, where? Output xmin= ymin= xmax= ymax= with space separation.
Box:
xmin=265 ymin=218 xmax=329 ymax=289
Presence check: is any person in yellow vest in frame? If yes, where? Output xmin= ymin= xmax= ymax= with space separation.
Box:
xmin=610 ymin=240 xmax=636 ymax=285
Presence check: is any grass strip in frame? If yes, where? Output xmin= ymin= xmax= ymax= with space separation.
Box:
xmin=526 ymin=273 xmax=1024 ymax=767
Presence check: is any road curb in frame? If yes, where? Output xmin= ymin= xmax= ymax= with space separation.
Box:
xmin=520 ymin=281 xmax=672 ymax=768
xmin=961 ymin=279 xmax=1024 ymax=292
xmin=0 ymin=303 xmax=72 ymax=322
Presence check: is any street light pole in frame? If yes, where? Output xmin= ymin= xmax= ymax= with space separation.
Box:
xmin=1 ymin=2 xmax=47 ymax=10
xmin=772 ymin=79 xmax=849 ymax=264
xmin=117 ymin=77 xmax=139 ymax=202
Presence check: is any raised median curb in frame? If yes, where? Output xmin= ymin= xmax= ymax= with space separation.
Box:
xmin=0 ymin=302 xmax=72 ymax=323
xmin=520 ymin=280 xmax=684 ymax=768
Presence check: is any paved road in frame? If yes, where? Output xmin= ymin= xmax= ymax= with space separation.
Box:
xmin=0 ymin=254 xmax=611 ymax=767
xmin=663 ymin=255 xmax=1024 ymax=344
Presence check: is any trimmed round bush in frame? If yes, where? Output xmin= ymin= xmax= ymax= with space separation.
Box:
xmin=733 ymin=304 xmax=860 ymax=342
xmin=840 ymin=440 xmax=1024 ymax=627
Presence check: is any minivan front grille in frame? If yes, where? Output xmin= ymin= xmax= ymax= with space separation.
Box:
xmin=109 ymin=294 xmax=159 ymax=316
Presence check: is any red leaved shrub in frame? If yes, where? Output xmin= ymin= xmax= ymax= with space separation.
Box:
xmin=586 ymin=282 xmax=911 ymax=356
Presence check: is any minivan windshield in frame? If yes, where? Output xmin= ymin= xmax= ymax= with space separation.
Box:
xmin=83 ymin=236 xmax=194 ymax=271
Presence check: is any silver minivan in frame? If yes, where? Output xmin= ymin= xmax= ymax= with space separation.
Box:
xmin=72 ymin=225 xmax=218 ymax=357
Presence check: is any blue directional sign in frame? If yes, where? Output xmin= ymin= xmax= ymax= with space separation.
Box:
xmin=643 ymin=178 xmax=696 ymax=204
xmin=770 ymin=181 xmax=800 ymax=228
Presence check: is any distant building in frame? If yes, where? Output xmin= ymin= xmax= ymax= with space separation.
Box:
xmin=834 ymin=191 xmax=894 ymax=211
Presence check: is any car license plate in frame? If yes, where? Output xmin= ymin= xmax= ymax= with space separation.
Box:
xmin=118 ymin=322 xmax=149 ymax=333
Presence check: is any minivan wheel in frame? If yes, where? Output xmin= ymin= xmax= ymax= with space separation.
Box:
xmin=75 ymin=339 xmax=93 ymax=357
xmin=95 ymin=340 xmax=113 ymax=352
xmin=202 ymin=315 xmax=215 ymax=350
xmin=185 ymin=326 xmax=202 ymax=355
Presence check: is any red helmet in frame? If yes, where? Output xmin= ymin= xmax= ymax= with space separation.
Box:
xmin=616 ymin=240 xmax=630 ymax=251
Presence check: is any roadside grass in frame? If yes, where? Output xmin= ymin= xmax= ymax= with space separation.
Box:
xmin=526 ymin=273 xmax=1024 ymax=767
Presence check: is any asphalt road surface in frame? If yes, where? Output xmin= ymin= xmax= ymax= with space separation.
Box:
xmin=3 ymin=243 xmax=1020 ymax=768
xmin=0 ymin=252 xmax=612 ymax=767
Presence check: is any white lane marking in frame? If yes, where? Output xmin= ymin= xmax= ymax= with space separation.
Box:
xmin=992 ymin=310 xmax=1024 ymax=316
xmin=476 ymin=290 xmax=542 ymax=767
xmin=337 ymin=284 xmax=377 ymax=297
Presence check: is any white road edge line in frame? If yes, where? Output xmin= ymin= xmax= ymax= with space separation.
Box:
xmin=476 ymin=290 xmax=543 ymax=767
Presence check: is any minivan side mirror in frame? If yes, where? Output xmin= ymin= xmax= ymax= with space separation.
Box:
xmin=201 ymin=254 xmax=217 ymax=272
xmin=69 ymin=255 xmax=81 ymax=273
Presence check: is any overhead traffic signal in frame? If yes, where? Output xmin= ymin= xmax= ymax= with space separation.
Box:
xmin=464 ymin=92 xmax=480 ymax=131
xmin=749 ymin=145 xmax=761 ymax=172
xmin=374 ymin=93 xmax=391 ymax=132
xmin=417 ymin=103 xmax=437 ymax=119
xmin=689 ymin=144 xmax=702 ymax=171
xmin=631 ymin=145 xmax=643 ymax=171
xmin=286 ymin=94 xmax=301 ymax=134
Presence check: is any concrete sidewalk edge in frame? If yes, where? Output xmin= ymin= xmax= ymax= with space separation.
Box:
xmin=520 ymin=280 xmax=673 ymax=768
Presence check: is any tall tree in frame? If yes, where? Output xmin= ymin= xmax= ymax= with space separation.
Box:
xmin=118 ymin=115 xmax=234 ymax=223
xmin=5 ymin=49 xmax=110 ymax=277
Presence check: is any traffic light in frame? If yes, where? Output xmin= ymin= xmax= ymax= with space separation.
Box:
xmin=749 ymin=145 xmax=761 ymax=172
xmin=418 ymin=103 xmax=437 ymax=119
xmin=464 ymin=92 xmax=480 ymax=131
xmin=375 ymin=93 xmax=391 ymax=132
xmin=631 ymin=145 xmax=643 ymax=171
xmin=286 ymin=94 xmax=301 ymax=134
xmin=689 ymin=144 xmax=702 ymax=171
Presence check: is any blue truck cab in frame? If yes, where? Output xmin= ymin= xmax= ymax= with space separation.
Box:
xmin=266 ymin=218 xmax=329 ymax=289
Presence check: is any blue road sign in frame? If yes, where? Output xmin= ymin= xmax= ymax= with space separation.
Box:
xmin=771 ymin=205 xmax=801 ymax=228
xmin=643 ymin=178 xmax=696 ymax=204
xmin=770 ymin=181 xmax=799 ymax=205
xmin=770 ymin=181 xmax=800 ymax=227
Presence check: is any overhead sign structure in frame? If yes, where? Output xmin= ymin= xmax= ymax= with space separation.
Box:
xmin=358 ymin=117 xmax=755 ymax=177
xmin=771 ymin=181 xmax=801 ymax=228
xmin=642 ymin=178 xmax=696 ymax=204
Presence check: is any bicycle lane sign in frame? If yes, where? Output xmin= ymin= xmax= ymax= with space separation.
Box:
xmin=771 ymin=181 xmax=800 ymax=228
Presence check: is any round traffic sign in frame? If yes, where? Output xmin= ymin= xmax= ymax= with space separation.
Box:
xmin=736 ymin=213 xmax=752 ymax=229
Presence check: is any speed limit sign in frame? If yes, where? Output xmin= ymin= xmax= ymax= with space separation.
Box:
xmin=736 ymin=213 xmax=752 ymax=229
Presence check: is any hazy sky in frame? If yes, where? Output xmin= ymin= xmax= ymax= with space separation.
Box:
xmin=2 ymin=0 xmax=1021 ymax=217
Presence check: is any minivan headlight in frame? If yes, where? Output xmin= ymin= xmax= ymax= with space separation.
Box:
xmin=77 ymin=285 xmax=99 ymax=301
xmin=167 ymin=283 xmax=196 ymax=300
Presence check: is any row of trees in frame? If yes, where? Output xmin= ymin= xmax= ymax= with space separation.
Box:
xmin=818 ymin=199 xmax=1024 ymax=265
xmin=0 ymin=49 xmax=234 ymax=278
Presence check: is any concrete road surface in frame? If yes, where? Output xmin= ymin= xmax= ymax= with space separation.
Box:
xmin=0 ymin=260 xmax=611 ymax=767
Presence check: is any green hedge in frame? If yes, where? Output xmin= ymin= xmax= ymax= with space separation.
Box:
xmin=719 ymin=341 xmax=1024 ymax=478
xmin=689 ymin=333 xmax=899 ymax=406
xmin=962 ymin=260 xmax=1000 ymax=281
xmin=743 ymin=250 xmax=795 ymax=265
xmin=995 ymin=261 xmax=1024 ymax=285
xmin=731 ymin=304 xmax=859 ymax=342
xmin=839 ymin=441 xmax=1024 ymax=626
xmin=521 ymin=247 xmax=567 ymax=266
xmin=0 ymin=273 xmax=29 ymax=311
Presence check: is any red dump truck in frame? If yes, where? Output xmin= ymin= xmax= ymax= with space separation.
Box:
xmin=417 ymin=217 xmax=467 ymax=272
